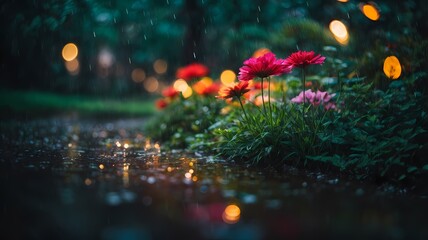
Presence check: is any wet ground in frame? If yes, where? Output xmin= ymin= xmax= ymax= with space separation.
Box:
xmin=1 ymin=116 xmax=427 ymax=240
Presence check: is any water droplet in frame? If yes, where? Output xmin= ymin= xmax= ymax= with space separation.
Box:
xmin=114 ymin=18 xmax=116 ymax=23
xmin=129 ymin=57 xmax=132 ymax=64
xmin=144 ymin=34 xmax=147 ymax=40
xmin=125 ymin=8 xmax=129 ymax=14
xmin=193 ymin=52 xmax=196 ymax=59
xmin=150 ymin=19 xmax=154 ymax=26
xmin=93 ymin=32 xmax=96 ymax=37
xmin=166 ymin=0 xmax=169 ymax=4
xmin=173 ymin=14 xmax=176 ymax=20
xmin=258 ymin=5 xmax=261 ymax=12
xmin=256 ymin=17 xmax=259 ymax=23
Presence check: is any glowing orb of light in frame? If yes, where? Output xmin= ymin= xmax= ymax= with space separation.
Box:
xmin=222 ymin=204 xmax=241 ymax=224
xmin=383 ymin=56 xmax=401 ymax=80
xmin=153 ymin=59 xmax=168 ymax=74
xmin=252 ymin=48 xmax=271 ymax=58
xmin=220 ymin=70 xmax=236 ymax=86
xmin=173 ymin=79 xmax=189 ymax=92
xmin=360 ymin=2 xmax=380 ymax=21
xmin=329 ymin=20 xmax=349 ymax=45
xmin=62 ymin=43 xmax=78 ymax=61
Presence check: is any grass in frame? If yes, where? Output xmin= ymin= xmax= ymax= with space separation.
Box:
xmin=0 ymin=89 xmax=156 ymax=118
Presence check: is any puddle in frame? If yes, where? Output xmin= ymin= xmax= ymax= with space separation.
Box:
xmin=1 ymin=117 xmax=427 ymax=239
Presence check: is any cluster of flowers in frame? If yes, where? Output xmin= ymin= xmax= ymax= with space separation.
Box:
xmin=155 ymin=63 xmax=221 ymax=109
xmin=217 ymin=51 xmax=336 ymax=110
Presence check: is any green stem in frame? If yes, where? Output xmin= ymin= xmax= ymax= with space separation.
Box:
xmin=238 ymin=97 xmax=250 ymax=124
xmin=260 ymin=77 xmax=267 ymax=116
xmin=267 ymin=77 xmax=273 ymax=125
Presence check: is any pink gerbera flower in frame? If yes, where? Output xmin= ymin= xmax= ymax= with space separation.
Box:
xmin=238 ymin=52 xmax=291 ymax=81
xmin=284 ymin=51 xmax=325 ymax=68
xmin=291 ymin=89 xmax=336 ymax=110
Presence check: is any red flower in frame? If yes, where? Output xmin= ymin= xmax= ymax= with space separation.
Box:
xmin=217 ymin=81 xmax=250 ymax=100
xmin=155 ymin=98 xmax=168 ymax=109
xmin=200 ymin=83 xmax=222 ymax=96
xmin=176 ymin=63 xmax=209 ymax=81
xmin=162 ymin=86 xmax=179 ymax=98
xmin=284 ymin=50 xmax=325 ymax=68
xmin=253 ymin=81 xmax=269 ymax=90
xmin=238 ymin=52 xmax=291 ymax=81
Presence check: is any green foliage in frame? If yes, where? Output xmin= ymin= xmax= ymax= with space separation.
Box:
xmin=0 ymin=89 xmax=155 ymax=118
xmin=214 ymin=77 xmax=427 ymax=181
xmin=144 ymin=95 xmax=225 ymax=149
xmin=271 ymin=19 xmax=337 ymax=54
xmin=317 ymin=81 xmax=427 ymax=180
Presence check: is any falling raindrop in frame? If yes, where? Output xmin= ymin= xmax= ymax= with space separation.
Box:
xmin=150 ymin=19 xmax=154 ymax=26
xmin=93 ymin=31 xmax=96 ymax=37
xmin=126 ymin=8 xmax=129 ymax=14
xmin=129 ymin=57 xmax=132 ymax=64
xmin=89 ymin=64 xmax=92 ymax=71
xmin=258 ymin=5 xmax=261 ymax=12
xmin=257 ymin=17 xmax=259 ymax=23
xmin=193 ymin=52 xmax=196 ymax=59
xmin=347 ymin=12 xmax=350 ymax=19
xmin=166 ymin=0 xmax=169 ymax=4
xmin=173 ymin=14 xmax=176 ymax=20
xmin=144 ymin=34 xmax=147 ymax=40
xmin=114 ymin=18 xmax=116 ymax=23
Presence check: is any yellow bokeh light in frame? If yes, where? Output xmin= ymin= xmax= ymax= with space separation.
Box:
xmin=144 ymin=76 xmax=159 ymax=92
xmin=185 ymin=172 xmax=192 ymax=179
xmin=361 ymin=3 xmax=380 ymax=21
xmin=62 ymin=43 xmax=78 ymax=61
xmin=383 ymin=56 xmax=401 ymax=80
xmin=131 ymin=68 xmax=146 ymax=82
xmin=192 ymin=176 xmax=198 ymax=182
xmin=99 ymin=164 xmax=105 ymax=170
xmin=337 ymin=0 xmax=348 ymax=2
xmin=222 ymin=204 xmax=241 ymax=224
xmin=329 ymin=20 xmax=349 ymax=45
xmin=252 ymin=48 xmax=271 ymax=58
xmin=173 ymin=79 xmax=189 ymax=92
xmin=200 ymin=77 xmax=213 ymax=86
xmin=153 ymin=59 xmax=168 ymax=74
xmin=220 ymin=70 xmax=236 ymax=86
xmin=64 ymin=59 xmax=80 ymax=75
xmin=182 ymin=86 xmax=193 ymax=98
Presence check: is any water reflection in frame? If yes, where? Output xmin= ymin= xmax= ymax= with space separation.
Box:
xmin=0 ymin=118 xmax=427 ymax=239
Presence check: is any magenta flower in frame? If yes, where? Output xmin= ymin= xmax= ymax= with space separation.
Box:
xmin=238 ymin=52 xmax=291 ymax=81
xmin=291 ymin=89 xmax=336 ymax=110
xmin=284 ymin=51 xmax=326 ymax=68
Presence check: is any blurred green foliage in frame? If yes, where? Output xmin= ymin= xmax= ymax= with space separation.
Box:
xmin=1 ymin=0 xmax=427 ymax=97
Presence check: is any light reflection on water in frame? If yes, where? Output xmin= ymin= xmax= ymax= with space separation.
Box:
xmin=0 ymin=118 xmax=427 ymax=240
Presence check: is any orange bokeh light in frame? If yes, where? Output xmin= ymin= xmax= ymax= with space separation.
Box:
xmin=383 ymin=56 xmax=401 ymax=80
xmin=360 ymin=2 xmax=380 ymax=21
xmin=222 ymin=204 xmax=241 ymax=224
xmin=62 ymin=43 xmax=78 ymax=61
